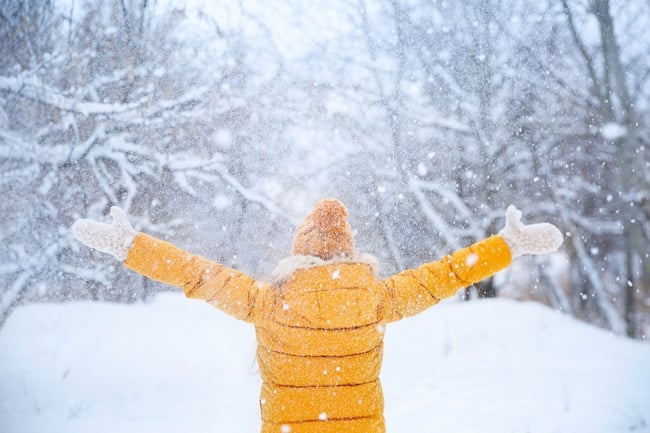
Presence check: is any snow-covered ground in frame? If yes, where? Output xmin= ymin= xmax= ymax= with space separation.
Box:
xmin=1 ymin=293 xmax=649 ymax=433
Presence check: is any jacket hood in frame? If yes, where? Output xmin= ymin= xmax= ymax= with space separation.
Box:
xmin=271 ymin=253 xmax=379 ymax=284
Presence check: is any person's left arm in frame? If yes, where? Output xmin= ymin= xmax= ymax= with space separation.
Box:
xmin=379 ymin=206 xmax=562 ymax=322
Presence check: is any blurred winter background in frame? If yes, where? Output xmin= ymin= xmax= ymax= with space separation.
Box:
xmin=2 ymin=0 xmax=648 ymax=337
xmin=0 ymin=0 xmax=649 ymax=431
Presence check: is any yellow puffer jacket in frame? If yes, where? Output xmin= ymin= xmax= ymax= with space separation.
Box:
xmin=124 ymin=233 xmax=511 ymax=433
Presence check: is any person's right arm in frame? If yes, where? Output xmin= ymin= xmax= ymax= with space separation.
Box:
xmin=72 ymin=207 xmax=270 ymax=322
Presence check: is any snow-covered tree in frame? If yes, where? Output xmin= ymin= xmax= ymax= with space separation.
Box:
xmin=1 ymin=0 xmax=648 ymax=338
xmin=0 ymin=1 xmax=296 ymax=325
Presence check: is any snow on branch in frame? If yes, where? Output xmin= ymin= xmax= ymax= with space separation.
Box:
xmin=59 ymin=265 xmax=111 ymax=287
xmin=146 ymin=85 xmax=210 ymax=113
xmin=0 ymin=75 xmax=142 ymax=115
xmin=162 ymin=153 xmax=299 ymax=226
xmin=569 ymin=228 xmax=626 ymax=335
xmin=0 ymin=236 xmax=71 ymax=327
xmin=0 ymin=128 xmax=35 ymax=159
xmin=568 ymin=213 xmax=623 ymax=235
xmin=132 ymin=215 xmax=186 ymax=238
xmin=409 ymin=176 xmax=485 ymax=239
xmin=120 ymin=85 xmax=211 ymax=125
xmin=410 ymin=177 xmax=475 ymax=221
xmin=213 ymin=165 xmax=299 ymax=225
xmin=0 ymin=270 xmax=33 ymax=328
xmin=408 ymin=176 xmax=462 ymax=249
xmin=67 ymin=123 xmax=106 ymax=161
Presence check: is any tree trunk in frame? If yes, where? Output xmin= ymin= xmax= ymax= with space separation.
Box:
xmin=593 ymin=0 xmax=647 ymax=337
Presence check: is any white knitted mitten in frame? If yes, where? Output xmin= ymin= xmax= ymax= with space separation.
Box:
xmin=498 ymin=205 xmax=563 ymax=259
xmin=71 ymin=206 xmax=137 ymax=261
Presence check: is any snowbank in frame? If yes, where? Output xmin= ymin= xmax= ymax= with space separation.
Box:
xmin=1 ymin=293 xmax=648 ymax=433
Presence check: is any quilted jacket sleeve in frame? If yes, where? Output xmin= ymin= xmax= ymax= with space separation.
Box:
xmin=379 ymin=235 xmax=512 ymax=322
xmin=124 ymin=233 xmax=269 ymax=322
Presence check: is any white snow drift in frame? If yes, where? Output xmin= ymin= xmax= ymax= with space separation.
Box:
xmin=0 ymin=293 xmax=648 ymax=433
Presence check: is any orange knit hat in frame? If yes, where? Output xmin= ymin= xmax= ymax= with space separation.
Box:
xmin=291 ymin=198 xmax=354 ymax=260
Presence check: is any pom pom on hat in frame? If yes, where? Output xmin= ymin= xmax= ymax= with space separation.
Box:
xmin=291 ymin=198 xmax=354 ymax=260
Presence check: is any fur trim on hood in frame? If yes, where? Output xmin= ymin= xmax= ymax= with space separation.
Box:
xmin=271 ymin=252 xmax=379 ymax=284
